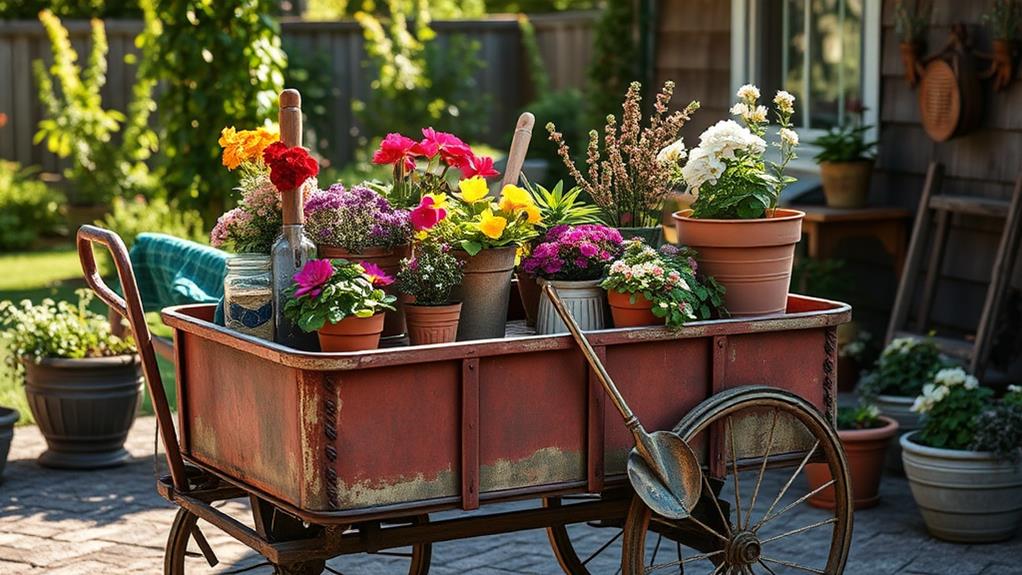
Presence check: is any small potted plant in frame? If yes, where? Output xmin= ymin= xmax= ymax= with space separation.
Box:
xmin=895 ymin=0 xmax=929 ymax=87
xmin=813 ymin=120 xmax=877 ymax=209
xmin=547 ymin=81 xmax=699 ymax=246
xmin=600 ymin=240 xmax=726 ymax=328
xmin=858 ymin=336 xmax=948 ymax=472
xmin=0 ymin=290 xmax=140 ymax=469
xmin=304 ymin=184 xmax=412 ymax=337
xmin=806 ymin=403 xmax=899 ymax=510
xmin=672 ymin=85 xmax=801 ymax=317
xmin=397 ymin=237 xmax=465 ymax=345
xmin=522 ymin=224 xmax=623 ymax=335
xmin=283 ymin=259 xmax=396 ymax=352
xmin=902 ymin=371 xmax=1022 ymax=542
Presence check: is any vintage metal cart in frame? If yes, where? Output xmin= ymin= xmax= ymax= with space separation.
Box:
xmin=79 ymin=226 xmax=853 ymax=575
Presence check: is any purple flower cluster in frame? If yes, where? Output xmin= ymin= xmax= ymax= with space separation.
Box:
xmin=522 ymin=224 xmax=623 ymax=281
xmin=304 ymin=184 xmax=412 ymax=252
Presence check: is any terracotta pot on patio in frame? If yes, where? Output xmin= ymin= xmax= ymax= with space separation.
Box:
xmin=673 ymin=208 xmax=805 ymax=317
xmin=806 ymin=416 xmax=899 ymax=510
xmin=0 ymin=406 xmax=18 ymax=479
xmin=607 ymin=290 xmax=659 ymax=328
xmin=24 ymin=355 xmax=143 ymax=470
xmin=317 ymin=313 xmax=386 ymax=353
xmin=318 ymin=244 xmax=410 ymax=338
xmin=819 ymin=160 xmax=872 ymax=208
xmin=404 ymin=303 xmax=462 ymax=346
xmin=515 ymin=271 xmax=542 ymax=327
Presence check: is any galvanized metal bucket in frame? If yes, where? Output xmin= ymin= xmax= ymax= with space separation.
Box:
xmin=452 ymin=246 xmax=517 ymax=341
xmin=535 ymin=279 xmax=607 ymax=335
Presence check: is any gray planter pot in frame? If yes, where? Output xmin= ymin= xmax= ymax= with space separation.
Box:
xmin=901 ymin=432 xmax=1022 ymax=543
xmin=874 ymin=394 xmax=921 ymax=474
xmin=0 ymin=406 xmax=18 ymax=480
xmin=536 ymin=279 xmax=607 ymax=335
xmin=23 ymin=355 xmax=143 ymax=470
xmin=452 ymin=247 xmax=517 ymax=341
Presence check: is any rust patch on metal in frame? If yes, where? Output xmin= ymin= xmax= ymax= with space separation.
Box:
xmin=480 ymin=447 xmax=584 ymax=492
xmin=335 ymin=466 xmax=456 ymax=508
xmin=190 ymin=416 xmax=219 ymax=460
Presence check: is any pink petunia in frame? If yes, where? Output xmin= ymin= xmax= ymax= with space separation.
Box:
xmin=360 ymin=261 xmax=395 ymax=287
xmin=373 ymin=133 xmax=421 ymax=169
xmin=409 ymin=196 xmax=447 ymax=231
xmin=419 ymin=128 xmax=472 ymax=167
xmin=293 ymin=259 xmax=334 ymax=299
xmin=459 ymin=154 xmax=500 ymax=179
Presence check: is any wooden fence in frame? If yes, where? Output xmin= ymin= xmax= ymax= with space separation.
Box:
xmin=0 ymin=12 xmax=595 ymax=174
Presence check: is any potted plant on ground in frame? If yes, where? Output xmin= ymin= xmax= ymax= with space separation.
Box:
xmin=671 ymin=85 xmax=802 ymax=317
xmin=600 ymin=240 xmax=727 ymax=328
xmin=397 ymin=237 xmax=465 ymax=345
xmin=547 ymin=81 xmax=699 ymax=246
xmin=902 ymin=370 xmax=1022 ymax=542
xmin=806 ymin=403 xmax=899 ymax=510
xmin=516 ymin=180 xmax=602 ymax=326
xmin=0 ymin=290 xmax=140 ymax=469
xmin=813 ymin=120 xmax=877 ymax=209
xmin=523 ymin=224 xmax=623 ymax=335
xmin=859 ymin=336 xmax=948 ymax=472
xmin=283 ymin=259 xmax=396 ymax=352
xmin=304 ymin=184 xmax=412 ymax=338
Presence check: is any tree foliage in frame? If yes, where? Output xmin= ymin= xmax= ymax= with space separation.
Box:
xmin=586 ymin=0 xmax=638 ymax=126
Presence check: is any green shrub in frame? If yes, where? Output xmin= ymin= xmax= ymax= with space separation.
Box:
xmin=0 ymin=1 xmax=141 ymax=19
xmin=0 ymin=161 xmax=67 ymax=251
xmin=97 ymin=196 xmax=205 ymax=251
xmin=859 ymin=336 xmax=949 ymax=398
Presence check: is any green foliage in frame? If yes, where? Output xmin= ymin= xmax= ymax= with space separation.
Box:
xmin=689 ymin=161 xmax=776 ymax=220
xmin=139 ymin=0 xmax=286 ymax=213
xmin=970 ymin=402 xmax=1022 ymax=462
xmin=894 ymin=0 xmax=929 ymax=43
xmin=859 ymin=336 xmax=949 ymax=398
xmin=397 ymin=238 xmax=464 ymax=305
xmin=0 ymin=161 xmax=66 ymax=251
xmin=33 ymin=10 xmax=157 ymax=205
xmin=486 ymin=0 xmax=597 ymax=11
xmin=915 ymin=369 xmax=993 ymax=451
xmin=984 ymin=0 xmax=1022 ymax=41
xmin=836 ymin=403 xmax=883 ymax=430
xmin=305 ymin=0 xmax=485 ymax=20
xmin=791 ymin=258 xmax=851 ymax=301
xmin=522 ymin=179 xmax=601 ymax=233
xmin=0 ymin=1 xmax=141 ymax=19
xmin=282 ymin=42 xmax=336 ymax=163
xmin=586 ymin=0 xmax=638 ymax=127
xmin=97 ymin=195 xmax=205 ymax=251
xmin=813 ymin=125 xmax=877 ymax=163
xmin=283 ymin=260 xmax=396 ymax=332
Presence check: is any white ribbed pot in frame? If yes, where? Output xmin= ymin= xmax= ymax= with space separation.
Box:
xmin=536 ymin=279 xmax=607 ymax=335
xmin=901 ymin=432 xmax=1022 ymax=543
xmin=875 ymin=394 xmax=922 ymax=474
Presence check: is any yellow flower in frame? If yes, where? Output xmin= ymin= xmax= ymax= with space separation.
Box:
xmin=219 ymin=127 xmax=244 ymax=170
xmin=498 ymin=184 xmax=534 ymax=214
xmin=478 ymin=209 xmax=507 ymax=240
xmin=424 ymin=192 xmax=449 ymax=210
xmin=524 ymin=203 xmax=543 ymax=224
xmin=458 ymin=176 xmax=490 ymax=203
xmin=242 ymin=127 xmax=278 ymax=161
xmin=219 ymin=126 xmax=278 ymax=171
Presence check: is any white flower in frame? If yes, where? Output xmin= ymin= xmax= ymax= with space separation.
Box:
xmin=935 ymin=367 xmax=970 ymax=388
xmin=774 ymin=90 xmax=796 ymax=114
xmin=780 ymin=128 xmax=799 ymax=147
xmin=680 ymin=146 xmax=726 ymax=195
xmin=737 ymin=84 xmax=761 ymax=102
xmin=730 ymin=102 xmax=749 ymax=117
xmin=1009 ymin=385 xmax=1022 ymax=393
xmin=749 ymin=105 xmax=769 ymax=123
xmin=698 ymin=120 xmax=767 ymax=159
xmin=657 ymin=138 xmax=687 ymax=164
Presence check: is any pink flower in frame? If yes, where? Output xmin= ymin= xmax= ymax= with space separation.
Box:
xmin=293 ymin=259 xmax=334 ymax=299
xmin=409 ymin=196 xmax=447 ymax=231
xmin=373 ymin=133 xmax=421 ymax=170
xmin=360 ymin=261 xmax=394 ymax=287
xmin=459 ymin=154 xmax=500 ymax=179
xmin=419 ymin=128 xmax=472 ymax=167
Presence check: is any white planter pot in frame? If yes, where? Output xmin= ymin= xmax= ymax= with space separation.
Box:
xmin=874 ymin=394 xmax=922 ymax=474
xmin=536 ymin=279 xmax=607 ymax=335
xmin=901 ymin=432 xmax=1022 ymax=543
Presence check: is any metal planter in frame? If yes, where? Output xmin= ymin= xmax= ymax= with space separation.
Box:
xmin=452 ymin=247 xmax=517 ymax=341
xmin=536 ymin=279 xmax=607 ymax=335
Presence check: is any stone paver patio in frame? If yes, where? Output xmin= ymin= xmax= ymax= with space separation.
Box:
xmin=1 ymin=416 xmax=1019 ymax=574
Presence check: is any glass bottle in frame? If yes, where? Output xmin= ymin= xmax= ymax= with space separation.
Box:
xmin=271 ymin=223 xmax=318 ymax=350
xmin=224 ymin=254 xmax=274 ymax=341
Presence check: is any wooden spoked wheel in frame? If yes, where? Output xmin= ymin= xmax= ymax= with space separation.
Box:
xmin=546 ymin=387 xmax=852 ymax=575
xmin=164 ymin=507 xmax=432 ymax=574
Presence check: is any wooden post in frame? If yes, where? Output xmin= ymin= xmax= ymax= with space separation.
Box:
xmin=278 ymin=89 xmax=304 ymax=226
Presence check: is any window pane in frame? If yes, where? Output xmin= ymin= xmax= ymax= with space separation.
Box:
xmin=782 ymin=0 xmax=806 ymax=128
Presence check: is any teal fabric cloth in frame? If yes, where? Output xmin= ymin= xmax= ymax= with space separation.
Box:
xmin=128 ymin=233 xmax=228 ymax=314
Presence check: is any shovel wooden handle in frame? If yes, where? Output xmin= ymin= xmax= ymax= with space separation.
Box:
xmin=501 ymin=112 xmax=535 ymax=188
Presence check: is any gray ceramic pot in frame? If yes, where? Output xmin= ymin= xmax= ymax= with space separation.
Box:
xmin=452 ymin=247 xmax=517 ymax=341
xmin=901 ymin=432 xmax=1022 ymax=543
xmin=0 ymin=406 xmax=18 ymax=479
xmin=23 ymin=355 xmax=143 ymax=469
xmin=874 ymin=393 xmax=921 ymax=474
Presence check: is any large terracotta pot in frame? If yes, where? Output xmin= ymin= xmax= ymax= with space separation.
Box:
xmin=404 ymin=303 xmax=462 ymax=346
xmin=820 ymin=160 xmax=872 ymax=208
xmin=451 ymin=247 xmax=517 ymax=341
xmin=902 ymin=432 xmax=1022 ymax=543
xmin=607 ymin=290 xmax=659 ymax=328
xmin=318 ymin=244 xmax=410 ymax=338
xmin=24 ymin=355 xmax=143 ymax=469
xmin=806 ymin=416 xmax=899 ymax=510
xmin=0 ymin=406 xmax=18 ymax=479
xmin=317 ymin=313 xmax=385 ymax=353
xmin=672 ymin=208 xmax=804 ymax=317
xmin=536 ymin=279 xmax=607 ymax=335
xmin=873 ymin=394 xmax=922 ymax=474
xmin=516 ymin=271 xmax=542 ymax=327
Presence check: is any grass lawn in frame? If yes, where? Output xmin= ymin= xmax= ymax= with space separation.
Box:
xmin=0 ymin=246 xmax=176 ymax=425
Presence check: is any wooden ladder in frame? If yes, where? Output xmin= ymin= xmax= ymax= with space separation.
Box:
xmin=886 ymin=162 xmax=1022 ymax=378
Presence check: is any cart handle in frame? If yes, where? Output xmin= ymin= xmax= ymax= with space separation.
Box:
xmin=77 ymin=224 xmax=190 ymax=492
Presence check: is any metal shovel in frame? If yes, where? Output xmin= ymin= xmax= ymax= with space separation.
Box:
xmin=542 ymin=284 xmax=703 ymax=520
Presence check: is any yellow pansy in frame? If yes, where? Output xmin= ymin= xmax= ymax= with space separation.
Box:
xmin=498 ymin=184 xmax=534 ymax=213
xmin=458 ymin=176 xmax=490 ymax=203
xmin=524 ymin=203 xmax=543 ymax=224
xmin=478 ymin=209 xmax=507 ymax=240
xmin=425 ymin=192 xmax=449 ymax=210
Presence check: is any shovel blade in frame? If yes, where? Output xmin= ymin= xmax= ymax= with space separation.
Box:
xmin=626 ymin=431 xmax=703 ymax=520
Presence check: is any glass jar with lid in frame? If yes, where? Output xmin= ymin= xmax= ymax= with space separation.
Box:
xmin=224 ymin=254 xmax=274 ymax=341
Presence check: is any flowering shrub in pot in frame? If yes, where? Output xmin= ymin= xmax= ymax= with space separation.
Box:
xmin=671 ymin=84 xmax=802 ymax=317
xmin=522 ymin=224 xmax=622 ymax=335
xmin=812 ymin=118 xmax=877 ymax=209
xmin=283 ymin=259 xmax=396 ymax=352
xmin=397 ymin=237 xmax=465 ymax=345
xmin=0 ymin=290 xmax=140 ymax=469
xmin=901 ymin=370 xmax=1022 ymax=542
xmin=600 ymin=240 xmax=726 ymax=329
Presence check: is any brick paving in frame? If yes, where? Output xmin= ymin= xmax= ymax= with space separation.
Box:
xmin=1 ymin=416 xmax=1019 ymax=574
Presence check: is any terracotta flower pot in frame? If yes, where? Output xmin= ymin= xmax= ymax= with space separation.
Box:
xmin=607 ymin=290 xmax=659 ymax=328
xmin=672 ymin=208 xmax=804 ymax=317
xmin=516 ymin=271 xmax=542 ymax=327
xmin=404 ymin=303 xmax=462 ymax=346
xmin=819 ymin=160 xmax=873 ymax=208
xmin=805 ymin=416 xmax=899 ymax=510
xmin=451 ymin=247 xmax=517 ymax=341
xmin=900 ymin=41 xmax=922 ymax=87
xmin=317 ymin=313 xmax=386 ymax=353
xmin=318 ymin=244 xmax=410 ymax=338
xmin=536 ymin=279 xmax=607 ymax=335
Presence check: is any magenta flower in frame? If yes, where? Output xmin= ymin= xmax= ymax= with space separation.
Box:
xmin=373 ymin=133 xmax=420 ymax=172
xmin=459 ymin=154 xmax=500 ymax=179
xmin=360 ymin=261 xmax=395 ymax=287
xmin=419 ymin=128 xmax=472 ymax=167
xmin=292 ymin=259 xmax=334 ymax=298
xmin=409 ymin=195 xmax=447 ymax=231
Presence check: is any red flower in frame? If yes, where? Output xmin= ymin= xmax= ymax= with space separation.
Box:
xmin=459 ymin=154 xmax=500 ymax=179
xmin=264 ymin=142 xmax=319 ymax=192
xmin=373 ymin=133 xmax=421 ymax=172
xmin=419 ymin=127 xmax=472 ymax=167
